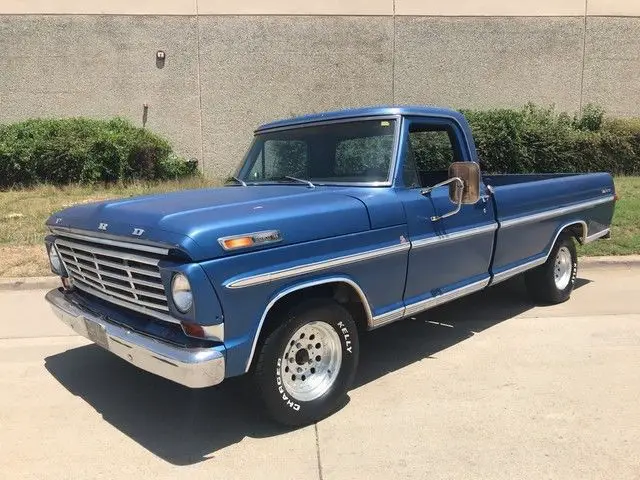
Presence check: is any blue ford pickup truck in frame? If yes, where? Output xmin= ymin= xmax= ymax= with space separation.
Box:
xmin=44 ymin=106 xmax=616 ymax=425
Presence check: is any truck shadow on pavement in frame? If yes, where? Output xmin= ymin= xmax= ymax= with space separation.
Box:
xmin=44 ymin=275 xmax=590 ymax=466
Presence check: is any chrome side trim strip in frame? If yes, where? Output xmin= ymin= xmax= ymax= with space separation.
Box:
xmin=371 ymin=307 xmax=406 ymax=328
xmin=492 ymin=220 xmax=589 ymax=285
xmin=370 ymin=277 xmax=491 ymax=328
xmin=50 ymin=228 xmax=170 ymax=255
xmin=500 ymin=196 xmax=614 ymax=229
xmin=226 ymin=242 xmax=410 ymax=289
xmin=411 ymin=223 xmax=497 ymax=249
xmin=373 ymin=220 xmax=601 ymax=327
xmin=403 ymin=278 xmax=490 ymax=318
xmin=70 ymin=280 xmax=179 ymax=324
xmin=244 ymin=277 xmax=374 ymax=372
xmin=584 ymin=227 xmax=611 ymax=244
xmin=492 ymin=257 xmax=547 ymax=285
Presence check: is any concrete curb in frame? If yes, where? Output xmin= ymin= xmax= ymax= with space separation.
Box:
xmin=1 ymin=255 xmax=639 ymax=291
xmin=580 ymin=255 xmax=640 ymax=269
xmin=0 ymin=276 xmax=59 ymax=292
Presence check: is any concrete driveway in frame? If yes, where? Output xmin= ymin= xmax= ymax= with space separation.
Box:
xmin=1 ymin=264 xmax=639 ymax=479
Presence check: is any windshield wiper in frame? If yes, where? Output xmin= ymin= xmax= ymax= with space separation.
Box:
xmin=227 ymin=176 xmax=247 ymax=187
xmin=283 ymin=176 xmax=315 ymax=188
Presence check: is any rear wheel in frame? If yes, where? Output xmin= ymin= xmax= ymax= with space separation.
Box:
xmin=525 ymin=233 xmax=578 ymax=304
xmin=254 ymin=299 xmax=359 ymax=426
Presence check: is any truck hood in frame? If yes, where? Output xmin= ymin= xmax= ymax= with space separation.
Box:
xmin=47 ymin=186 xmax=371 ymax=261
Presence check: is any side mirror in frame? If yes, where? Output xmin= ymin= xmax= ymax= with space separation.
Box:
xmin=448 ymin=162 xmax=480 ymax=205
xmin=421 ymin=161 xmax=482 ymax=221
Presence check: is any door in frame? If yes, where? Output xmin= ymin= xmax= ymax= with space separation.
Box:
xmin=396 ymin=117 xmax=497 ymax=313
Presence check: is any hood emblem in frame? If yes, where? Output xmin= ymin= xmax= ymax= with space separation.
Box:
xmin=132 ymin=228 xmax=145 ymax=236
xmin=98 ymin=223 xmax=108 ymax=231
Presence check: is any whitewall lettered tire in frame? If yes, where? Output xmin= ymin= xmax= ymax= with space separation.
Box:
xmin=525 ymin=233 xmax=578 ymax=304
xmin=254 ymin=299 xmax=359 ymax=426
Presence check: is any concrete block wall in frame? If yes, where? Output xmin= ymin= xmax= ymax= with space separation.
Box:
xmin=1 ymin=1 xmax=639 ymax=177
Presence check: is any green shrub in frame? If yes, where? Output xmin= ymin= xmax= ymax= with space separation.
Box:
xmin=0 ymin=118 xmax=198 ymax=188
xmin=461 ymin=104 xmax=640 ymax=175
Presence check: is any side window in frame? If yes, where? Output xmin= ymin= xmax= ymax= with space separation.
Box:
xmin=246 ymin=140 xmax=308 ymax=180
xmin=406 ymin=125 xmax=457 ymax=187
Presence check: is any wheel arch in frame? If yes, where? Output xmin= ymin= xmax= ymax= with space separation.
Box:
xmin=542 ymin=221 xmax=586 ymax=263
xmin=244 ymin=276 xmax=373 ymax=372
xmin=557 ymin=220 xmax=588 ymax=246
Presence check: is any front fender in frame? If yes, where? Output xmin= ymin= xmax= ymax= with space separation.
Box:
xmin=200 ymin=226 xmax=410 ymax=377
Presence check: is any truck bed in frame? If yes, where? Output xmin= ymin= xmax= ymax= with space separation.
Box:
xmin=487 ymin=172 xmax=615 ymax=282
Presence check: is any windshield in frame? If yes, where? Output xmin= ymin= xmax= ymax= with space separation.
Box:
xmin=236 ymin=119 xmax=397 ymax=185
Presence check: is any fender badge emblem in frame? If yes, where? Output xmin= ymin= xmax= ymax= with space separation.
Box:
xmin=98 ymin=223 xmax=108 ymax=231
xmin=132 ymin=228 xmax=145 ymax=236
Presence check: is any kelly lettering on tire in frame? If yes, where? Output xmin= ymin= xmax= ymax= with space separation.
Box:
xmin=338 ymin=321 xmax=353 ymax=354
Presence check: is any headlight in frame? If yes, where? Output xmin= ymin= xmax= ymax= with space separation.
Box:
xmin=48 ymin=245 xmax=63 ymax=275
xmin=171 ymin=273 xmax=193 ymax=313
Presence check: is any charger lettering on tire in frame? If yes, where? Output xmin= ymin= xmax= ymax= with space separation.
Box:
xmin=255 ymin=299 xmax=359 ymax=426
xmin=276 ymin=358 xmax=300 ymax=411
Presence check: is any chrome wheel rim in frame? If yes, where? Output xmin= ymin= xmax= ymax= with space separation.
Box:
xmin=280 ymin=321 xmax=342 ymax=402
xmin=554 ymin=246 xmax=572 ymax=290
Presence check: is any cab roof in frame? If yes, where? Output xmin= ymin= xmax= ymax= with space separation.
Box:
xmin=255 ymin=105 xmax=466 ymax=132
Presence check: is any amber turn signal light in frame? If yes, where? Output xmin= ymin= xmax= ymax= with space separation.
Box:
xmin=218 ymin=230 xmax=282 ymax=251
xmin=222 ymin=236 xmax=254 ymax=250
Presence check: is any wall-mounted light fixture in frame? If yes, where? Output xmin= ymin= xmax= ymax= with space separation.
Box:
xmin=156 ymin=50 xmax=166 ymax=69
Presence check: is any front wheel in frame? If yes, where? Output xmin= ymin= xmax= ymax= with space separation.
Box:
xmin=254 ymin=299 xmax=359 ymax=426
xmin=525 ymin=233 xmax=578 ymax=304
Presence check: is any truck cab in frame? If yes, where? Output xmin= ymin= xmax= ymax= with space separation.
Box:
xmin=45 ymin=106 xmax=616 ymax=426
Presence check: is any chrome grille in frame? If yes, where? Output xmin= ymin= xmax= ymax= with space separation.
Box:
xmin=55 ymin=235 xmax=169 ymax=314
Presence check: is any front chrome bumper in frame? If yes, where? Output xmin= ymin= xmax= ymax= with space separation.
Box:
xmin=45 ymin=288 xmax=225 ymax=388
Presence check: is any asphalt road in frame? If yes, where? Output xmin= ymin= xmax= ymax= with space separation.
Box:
xmin=1 ymin=264 xmax=639 ymax=479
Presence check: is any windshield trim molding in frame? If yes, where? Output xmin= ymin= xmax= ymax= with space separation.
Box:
xmin=236 ymin=180 xmax=394 ymax=187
